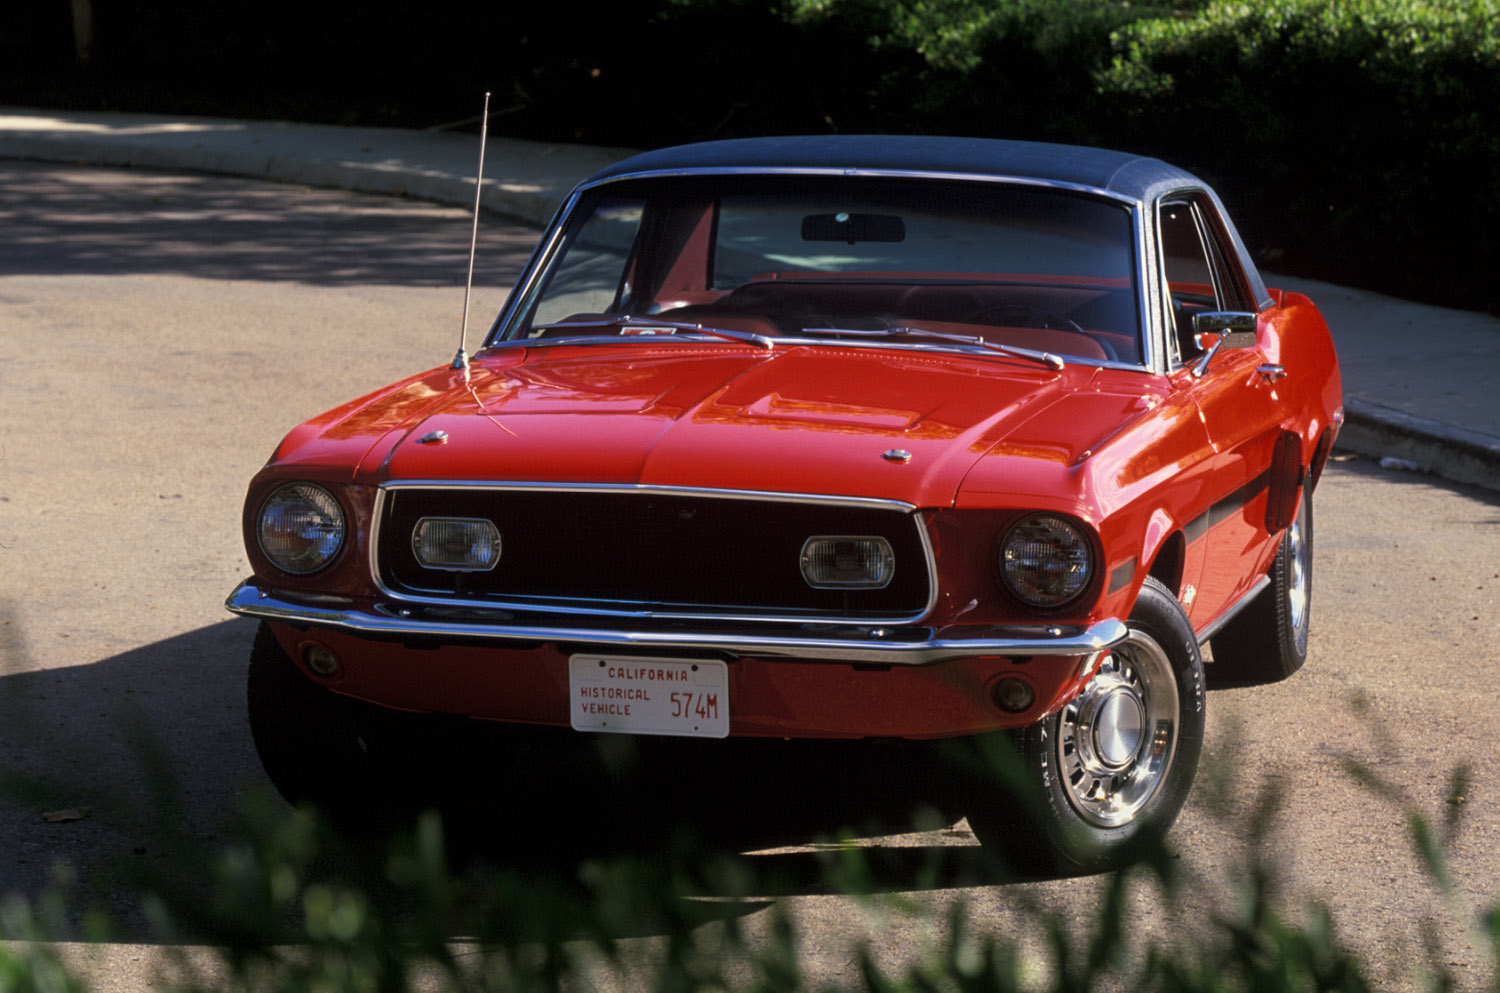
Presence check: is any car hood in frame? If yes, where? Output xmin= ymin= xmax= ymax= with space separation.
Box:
xmin=317 ymin=344 xmax=1124 ymax=508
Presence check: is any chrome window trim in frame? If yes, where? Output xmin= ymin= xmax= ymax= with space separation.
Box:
xmin=1128 ymin=201 xmax=1159 ymax=372
xmin=486 ymin=168 xmax=1152 ymax=370
xmin=1156 ymin=194 xmax=1198 ymax=371
xmin=568 ymin=165 xmax=1143 ymax=201
xmin=1193 ymin=201 xmax=1230 ymax=309
xmin=486 ymin=187 xmax=590 ymax=345
xmin=369 ymin=481 xmax=940 ymax=626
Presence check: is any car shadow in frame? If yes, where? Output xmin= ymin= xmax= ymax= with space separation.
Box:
xmin=1203 ymin=660 xmax=1287 ymax=690
xmin=0 ymin=614 xmax=1056 ymax=945
xmin=0 ymin=616 xmax=265 ymax=913
xmin=414 ymin=729 xmax=1029 ymax=884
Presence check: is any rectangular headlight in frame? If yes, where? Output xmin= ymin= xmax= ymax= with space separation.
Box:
xmin=412 ymin=517 xmax=502 ymax=572
xmin=799 ymin=536 xmax=895 ymax=589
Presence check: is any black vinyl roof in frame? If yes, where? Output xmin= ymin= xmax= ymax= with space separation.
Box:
xmin=583 ymin=135 xmax=1207 ymax=205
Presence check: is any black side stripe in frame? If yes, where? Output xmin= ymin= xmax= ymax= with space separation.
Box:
xmin=1185 ymin=467 xmax=1272 ymax=545
xmin=1108 ymin=557 xmax=1138 ymax=595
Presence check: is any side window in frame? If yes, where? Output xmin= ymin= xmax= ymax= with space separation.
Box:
xmin=1159 ymin=196 xmax=1250 ymax=365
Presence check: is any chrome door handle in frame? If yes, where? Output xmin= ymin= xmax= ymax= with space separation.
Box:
xmin=1257 ymin=363 xmax=1287 ymax=383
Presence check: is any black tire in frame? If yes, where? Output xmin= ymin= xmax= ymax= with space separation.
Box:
xmin=1210 ymin=490 xmax=1312 ymax=683
xmin=966 ymin=577 xmax=1206 ymax=874
xmin=246 ymin=622 xmax=388 ymax=817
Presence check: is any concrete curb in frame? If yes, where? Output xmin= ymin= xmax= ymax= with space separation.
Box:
xmin=0 ymin=109 xmax=623 ymax=228
xmin=1336 ymin=399 xmax=1500 ymax=493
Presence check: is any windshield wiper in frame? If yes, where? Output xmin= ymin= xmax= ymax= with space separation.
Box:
xmin=527 ymin=318 xmax=775 ymax=350
xmin=801 ymin=325 xmax=1065 ymax=370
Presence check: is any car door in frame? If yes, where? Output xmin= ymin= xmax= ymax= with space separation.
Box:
xmin=1159 ymin=193 xmax=1297 ymax=629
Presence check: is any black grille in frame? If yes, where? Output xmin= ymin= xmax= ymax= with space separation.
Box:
xmin=377 ymin=487 xmax=931 ymax=617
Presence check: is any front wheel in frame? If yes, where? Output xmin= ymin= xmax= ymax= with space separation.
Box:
xmin=246 ymin=623 xmax=532 ymax=831
xmin=967 ymin=577 xmax=1205 ymax=873
xmin=246 ymin=622 xmax=386 ymax=816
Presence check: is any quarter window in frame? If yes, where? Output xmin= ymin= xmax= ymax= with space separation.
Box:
xmin=1159 ymin=197 xmax=1250 ymax=365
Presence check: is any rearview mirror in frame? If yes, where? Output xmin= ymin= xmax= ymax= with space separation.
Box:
xmin=801 ymin=212 xmax=906 ymax=244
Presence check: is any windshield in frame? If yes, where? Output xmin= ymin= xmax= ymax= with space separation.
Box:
xmin=496 ymin=175 xmax=1142 ymax=365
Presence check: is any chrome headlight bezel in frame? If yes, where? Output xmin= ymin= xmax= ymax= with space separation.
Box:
xmin=256 ymin=482 xmax=347 ymax=576
xmin=998 ymin=513 xmax=1096 ymax=609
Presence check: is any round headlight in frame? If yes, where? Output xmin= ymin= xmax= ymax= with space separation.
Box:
xmin=257 ymin=483 xmax=346 ymax=575
xmin=1000 ymin=514 xmax=1094 ymax=608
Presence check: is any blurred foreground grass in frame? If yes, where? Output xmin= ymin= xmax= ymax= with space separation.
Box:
xmin=0 ymin=726 xmax=1494 ymax=993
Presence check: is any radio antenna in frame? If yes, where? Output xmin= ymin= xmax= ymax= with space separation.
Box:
xmin=452 ymin=91 xmax=491 ymax=378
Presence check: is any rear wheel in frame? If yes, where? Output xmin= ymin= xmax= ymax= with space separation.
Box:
xmin=967 ymin=577 xmax=1205 ymax=873
xmin=1211 ymin=490 xmax=1312 ymax=682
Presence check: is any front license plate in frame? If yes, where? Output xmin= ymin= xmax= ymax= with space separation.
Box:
xmin=569 ymin=655 xmax=729 ymax=738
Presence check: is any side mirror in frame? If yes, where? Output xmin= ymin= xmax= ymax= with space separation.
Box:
xmin=1190 ymin=311 xmax=1258 ymax=376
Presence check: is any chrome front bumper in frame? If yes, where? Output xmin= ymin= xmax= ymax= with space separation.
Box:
xmin=226 ymin=580 xmax=1127 ymax=667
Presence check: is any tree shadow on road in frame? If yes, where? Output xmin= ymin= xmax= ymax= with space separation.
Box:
xmin=0 ymin=161 xmax=539 ymax=288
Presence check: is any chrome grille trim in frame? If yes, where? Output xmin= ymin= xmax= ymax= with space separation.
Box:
xmin=375 ymin=479 xmax=918 ymax=509
xmin=370 ymin=481 xmax=939 ymax=625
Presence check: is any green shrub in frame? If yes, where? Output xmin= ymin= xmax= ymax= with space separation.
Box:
xmin=1 ymin=777 xmax=1494 ymax=992
xmin=773 ymin=0 xmax=1151 ymax=138
xmin=0 ymin=722 xmax=1495 ymax=992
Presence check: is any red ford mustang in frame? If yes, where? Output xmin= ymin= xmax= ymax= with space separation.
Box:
xmin=228 ymin=135 xmax=1342 ymax=871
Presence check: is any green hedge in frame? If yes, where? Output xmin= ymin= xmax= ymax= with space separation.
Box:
xmin=1092 ymin=0 xmax=1500 ymax=310
xmin=760 ymin=0 xmax=1500 ymax=310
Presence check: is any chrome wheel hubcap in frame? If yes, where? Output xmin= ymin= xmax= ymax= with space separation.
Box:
xmin=1286 ymin=509 xmax=1310 ymax=649
xmin=1057 ymin=633 xmax=1179 ymax=828
xmin=1091 ymin=683 xmax=1146 ymax=768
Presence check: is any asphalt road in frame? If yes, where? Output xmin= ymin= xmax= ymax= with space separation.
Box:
xmin=0 ymin=161 xmax=1496 ymax=990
